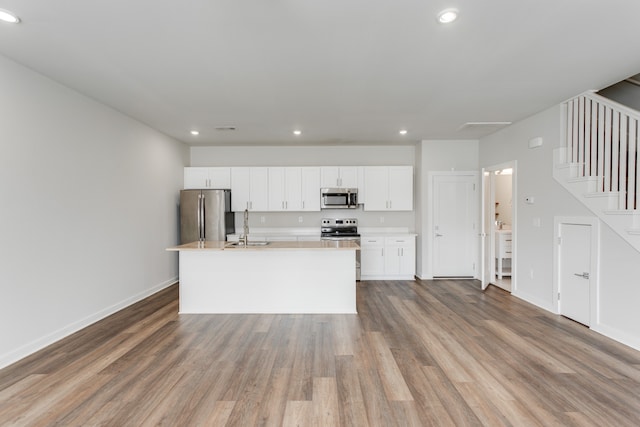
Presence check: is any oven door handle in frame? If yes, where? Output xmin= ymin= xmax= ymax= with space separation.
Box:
xmin=321 ymin=237 xmax=360 ymax=241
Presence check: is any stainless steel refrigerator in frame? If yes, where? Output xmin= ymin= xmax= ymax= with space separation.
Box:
xmin=180 ymin=189 xmax=234 ymax=244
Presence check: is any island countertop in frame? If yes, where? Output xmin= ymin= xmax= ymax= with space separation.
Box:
xmin=167 ymin=240 xmax=360 ymax=252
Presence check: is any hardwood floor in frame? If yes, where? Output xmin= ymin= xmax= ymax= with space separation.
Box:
xmin=2 ymin=279 xmax=640 ymax=426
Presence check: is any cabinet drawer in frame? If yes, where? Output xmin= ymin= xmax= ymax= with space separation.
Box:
xmin=361 ymin=237 xmax=384 ymax=247
xmin=385 ymin=236 xmax=413 ymax=245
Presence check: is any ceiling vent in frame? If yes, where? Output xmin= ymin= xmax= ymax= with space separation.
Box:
xmin=457 ymin=121 xmax=511 ymax=137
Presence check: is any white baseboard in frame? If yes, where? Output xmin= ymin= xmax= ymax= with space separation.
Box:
xmin=511 ymin=290 xmax=555 ymax=313
xmin=592 ymin=323 xmax=640 ymax=352
xmin=0 ymin=277 xmax=178 ymax=370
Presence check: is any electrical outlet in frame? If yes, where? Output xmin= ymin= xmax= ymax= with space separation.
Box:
xmin=298 ymin=216 xmax=303 ymax=223
xmin=379 ymin=216 xmax=385 ymax=223
xmin=260 ymin=216 xmax=266 ymax=223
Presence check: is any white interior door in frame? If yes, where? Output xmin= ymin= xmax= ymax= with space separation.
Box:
xmin=432 ymin=174 xmax=477 ymax=277
xmin=559 ymin=223 xmax=592 ymax=325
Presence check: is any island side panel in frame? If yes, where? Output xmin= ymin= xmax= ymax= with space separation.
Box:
xmin=178 ymin=249 xmax=357 ymax=313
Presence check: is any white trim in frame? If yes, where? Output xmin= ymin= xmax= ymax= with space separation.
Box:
xmin=511 ymin=290 xmax=555 ymax=313
xmin=0 ymin=277 xmax=178 ymax=370
xmin=592 ymin=323 xmax=640 ymax=352
xmin=481 ymin=161 xmax=517 ymax=293
xmin=553 ymin=216 xmax=600 ymax=326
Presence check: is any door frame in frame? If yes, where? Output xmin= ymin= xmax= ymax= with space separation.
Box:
xmin=426 ymin=171 xmax=479 ymax=279
xmin=553 ymin=216 xmax=600 ymax=326
xmin=481 ymin=161 xmax=517 ymax=292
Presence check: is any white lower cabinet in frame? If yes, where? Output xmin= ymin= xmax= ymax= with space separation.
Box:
xmin=360 ymin=234 xmax=416 ymax=280
xmin=360 ymin=237 xmax=386 ymax=277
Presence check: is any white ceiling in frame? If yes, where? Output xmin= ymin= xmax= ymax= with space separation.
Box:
xmin=1 ymin=0 xmax=640 ymax=146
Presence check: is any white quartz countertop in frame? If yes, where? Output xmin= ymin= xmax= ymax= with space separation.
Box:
xmin=167 ymin=240 xmax=360 ymax=251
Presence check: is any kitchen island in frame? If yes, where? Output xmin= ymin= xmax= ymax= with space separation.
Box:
xmin=167 ymin=240 xmax=359 ymax=314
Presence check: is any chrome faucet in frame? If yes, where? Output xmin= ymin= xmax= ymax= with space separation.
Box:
xmin=241 ymin=208 xmax=249 ymax=245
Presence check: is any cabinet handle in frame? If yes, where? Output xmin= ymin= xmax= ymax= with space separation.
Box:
xmin=302 ymin=201 xmax=305 ymax=209
xmin=381 ymin=248 xmax=384 ymax=256
xmin=282 ymin=201 xmax=284 ymax=209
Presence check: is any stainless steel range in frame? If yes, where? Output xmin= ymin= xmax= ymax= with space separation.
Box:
xmin=321 ymin=218 xmax=361 ymax=280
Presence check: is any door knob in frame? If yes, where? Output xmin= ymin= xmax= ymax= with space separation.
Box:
xmin=435 ymin=233 xmax=443 ymax=237
xmin=574 ymin=272 xmax=590 ymax=279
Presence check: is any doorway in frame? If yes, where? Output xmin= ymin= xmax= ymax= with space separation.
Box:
xmin=481 ymin=162 xmax=516 ymax=292
xmin=554 ymin=217 xmax=599 ymax=326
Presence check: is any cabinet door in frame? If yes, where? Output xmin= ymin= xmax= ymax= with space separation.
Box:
xmin=249 ymin=167 xmax=269 ymax=211
xmin=388 ymin=166 xmax=413 ymax=211
xmin=360 ymin=237 xmax=385 ymax=276
xmin=386 ymin=236 xmax=416 ymax=277
xmin=268 ymin=168 xmax=286 ymax=211
xmin=363 ymin=167 xmax=389 ymax=211
xmin=301 ymin=167 xmax=321 ymax=211
xmin=384 ymin=246 xmax=402 ymax=275
xmin=231 ymin=168 xmax=251 ymax=211
xmin=339 ymin=167 xmax=359 ymax=188
xmin=184 ymin=167 xmax=210 ymax=189
xmin=399 ymin=243 xmax=416 ymax=276
xmin=208 ymin=167 xmax=231 ymax=189
xmin=321 ymin=167 xmax=340 ymax=188
xmin=357 ymin=167 xmax=366 ymax=204
xmin=284 ymin=167 xmax=303 ymax=211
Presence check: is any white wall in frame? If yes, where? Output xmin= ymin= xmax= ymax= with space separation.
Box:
xmin=419 ymin=140 xmax=479 ymax=278
xmin=0 ymin=55 xmax=188 ymax=368
xmin=191 ymin=145 xmax=415 ymax=167
xmin=190 ymin=145 xmax=417 ymax=231
xmin=480 ymin=105 xmax=640 ymax=350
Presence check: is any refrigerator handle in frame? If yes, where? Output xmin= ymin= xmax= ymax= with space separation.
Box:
xmin=198 ymin=194 xmax=203 ymax=242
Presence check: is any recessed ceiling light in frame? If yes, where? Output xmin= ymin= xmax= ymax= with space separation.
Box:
xmin=0 ymin=9 xmax=20 ymax=24
xmin=190 ymin=130 xmax=199 ymax=136
xmin=437 ymin=8 xmax=458 ymax=24
xmin=399 ymin=129 xmax=408 ymax=135
xmin=293 ymin=130 xmax=302 ymax=136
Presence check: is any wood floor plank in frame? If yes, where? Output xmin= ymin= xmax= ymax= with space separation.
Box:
xmin=366 ymin=331 xmax=413 ymax=401
xmin=282 ymin=401 xmax=313 ymax=427
xmin=2 ymin=280 xmax=640 ymax=425
xmin=312 ymin=377 xmax=340 ymax=426
xmin=335 ymin=355 xmax=369 ymax=427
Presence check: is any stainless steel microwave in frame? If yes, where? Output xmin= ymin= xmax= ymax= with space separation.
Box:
xmin=321 ymin=188 xmax=358 ymax=209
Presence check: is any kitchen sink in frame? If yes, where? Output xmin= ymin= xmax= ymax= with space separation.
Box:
xmin=224 ymin=241 xmax=270 ymax=247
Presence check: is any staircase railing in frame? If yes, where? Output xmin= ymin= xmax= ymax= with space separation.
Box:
xmin=563 ymin=92 xmax=640 ymax=210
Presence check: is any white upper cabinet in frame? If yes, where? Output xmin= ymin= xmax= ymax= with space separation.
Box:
xmin=301 ymin=167 xmax=321 ymax=211
xmin=268 ymin=167 xmax=302 ymax=211
xmin=320 ymin=166 xmax=359 ymax=189
xmin=269 ymin=167 xmax=321 ymax=212
xmin=363 ymin=166 xmax=413 ymax=211
xmin=231 ymin=167 xmax=268 ymax=212
xmin=184 ymin=167 xmax=231 ymax=189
